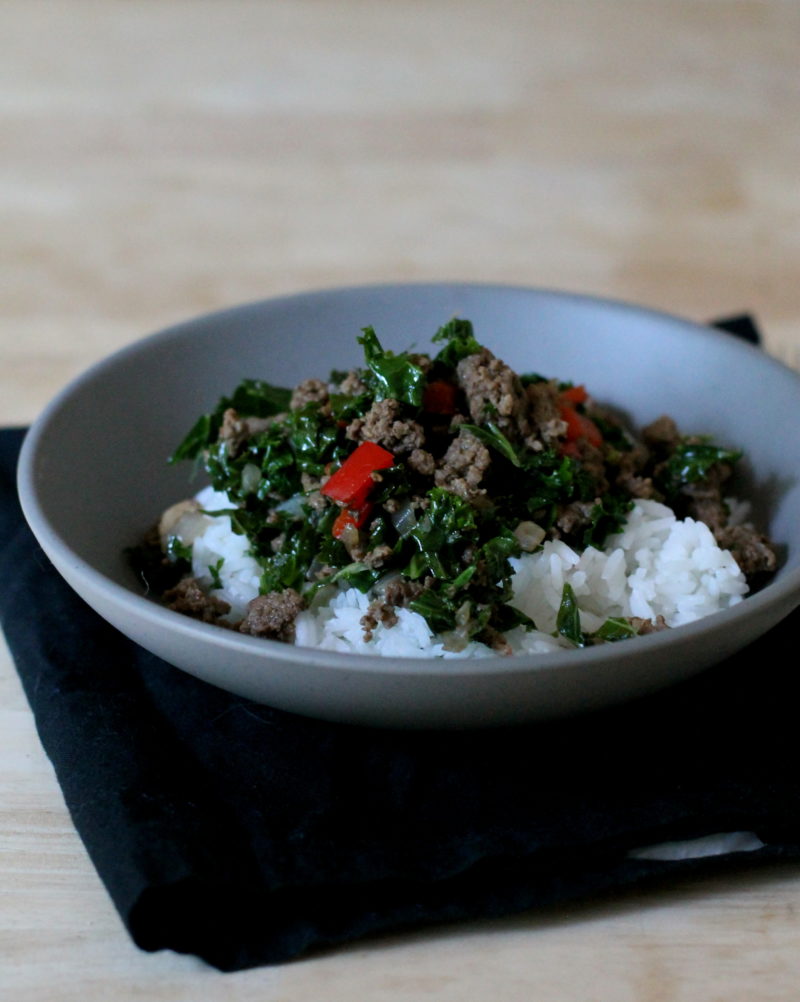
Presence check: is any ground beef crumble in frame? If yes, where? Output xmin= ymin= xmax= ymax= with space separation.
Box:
xmin=163 ymin=577 xmax=232 ymax=624
xmin=526 ymin=380 xmax=568 ymax=447
xmin=346 ymin=398 xmax=425 ymax=454
xmin=361 ymin=577 xmax=428 ymax=640
xmin=714 ymin=524 xmax=777 ymax=579
xmin=645 ymin=427 xmax=778 ymax=580
xmin=630 ymin=615 xmax=670 ymax=635
xmin=456 ymin=348 xmax=531 ymax=442
xmin=290 ymin=377 xmax=330 ymax=411
xmin=218 ymin=408 xmax=274 ymax=457
xmin=239 ymin=588 xmax=305 ymax=642
xmin=434 ymin=428 xmax=491 ymax=503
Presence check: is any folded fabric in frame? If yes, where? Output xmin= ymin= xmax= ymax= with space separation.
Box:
xmin=3 ymin=318 xmax=799 ymax=971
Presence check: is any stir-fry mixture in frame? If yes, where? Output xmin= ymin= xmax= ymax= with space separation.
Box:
xmin=136 ymin=319 xmax=776 ymax=654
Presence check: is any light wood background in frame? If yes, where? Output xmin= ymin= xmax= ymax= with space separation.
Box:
xmin=2 ymin=2 xmax=799 ymax=998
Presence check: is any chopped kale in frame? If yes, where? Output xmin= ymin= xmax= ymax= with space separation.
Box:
xmin=406 ymin=488 xmax=477 ymax=580
xmin=556 ymin=583 xmax=585 ymax=648
xmin=169 ymin=379 xmax=291 ymax=463
xmin=208 ymin=557 xmax=225 ymax=590
xmin=357 ymin=326 xmax=425 ymax=407
xmin=431 ymin=317 xmax=482 ymax=368
xmin=591 ymin=413 xmax=633 ymax=452
xmin=460 ymin=422 xmax=522 ymax=467
xmin=581 ymin=494 xmax=634 ymax=549
xmin=165 ymin=534 xmax=193 ymax=564
xmin=594 ymin=617 xmax=638 ymax=642
xmin=657 ymin=439 xmax=742 ymax=501
xmin=519 ymin=372 xmax=547 ymax=387
xmin=258 ymin=517 xmax=319 ymax=593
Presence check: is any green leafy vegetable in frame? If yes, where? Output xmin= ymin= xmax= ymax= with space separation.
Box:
xmin=406 ymin=488 xmax=477 ymax=579
xmin=595 ymin=617 xmax=638 ymax=642
xmin=169 ymin=379 xmax=291 ymax=463
xmin=431 ymin=317 xmax=482 ymax=368
xmin=556 ymin=582 xmax=585 ymax=647
xmin=357 ymin=326 xmax=425 ymax=407
xmin=657 ymin=439 xmax=742 ymax=500
xmin=258 ymin=517 xmax=319 ymax=593
xmin=460 ymin=422 xmax=522 ymax=467
xmin=581 ymin=495 xmax=634 ymax=548
xmin=166 ymin=535 xmax=193 ymax=563
xmin=208 ymin=557 xmax=225 ymax=590
xmin=407 ymin=588 xmax=464 ymax=635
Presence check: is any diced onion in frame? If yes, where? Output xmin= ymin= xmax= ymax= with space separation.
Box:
xmin=514 ymin=521 xmax=546 ymax=551
xmin=241 ymin=463 xmax=262 ymax=495
xmin=158 ymin=500 xmax=210 ymax=548
xmin=273 ymin=494 xmax=306 ymax=517
xmin=390 ymin=502 xmax=418 ymax=537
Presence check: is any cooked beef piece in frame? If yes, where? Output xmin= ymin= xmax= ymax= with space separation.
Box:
xmin=290 ymin=377 xmax=329 ymax=410
xmin=218 ymin=408 xmax=274 ymax=457
xmin=476 ymin=626 xmax=513 ymax=655
xmin=434 ymin=428 xmax=491 ymax=503
xmin=456 ymin=348 xmax=531 ymax=441
xmin=346 ymin=398 xmax=425 ymax=454
xmin=662 ymin=455 xmax=777 ymax=579
xmin=614 ymin=442 xmax=656 ymax=499
xmin=555 ymin=499 xmax=598 ymax=538
xmin=337 ymin=369 xmax=368 ymax=395
xmin=163 ymin=577 xmax=231 ymax=624
xmin=239 ymin=588 xmax=305 ymax=642
xmin=361 ymin=543 xmax=394 ymax=569
xmin=359 ymin=609 xmax=391 ymax=641
xmin=407 ymin=448 xmax=436 ymax=477
xmin=616 ymin=472 xmax=656 ymax=499
xmin=714 ymin=524 xmax=778 ymax=578
xmin=677 ymin=461 xmax=735 ymax=530
xmin=361 ymin=577 xmax=427 ymax=639
xmin=685 ymin=495 xmax=730 ymax=533
xmin=642 ymin=415 xmax=680 ymax=452
xmin=408 ymin=352 xmax=434 ymax=375
xmin=526 ymin=380 xmax=567 ymax=447
xmin=630 ymin=615 xmax=669 ymax=635
xmin=382 ymin=577 xmax=427 ymax=610
xmin=563 ymin=437 xmax=609 ymax=491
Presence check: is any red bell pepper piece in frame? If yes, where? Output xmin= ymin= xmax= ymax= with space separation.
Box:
xmin=560 ymin=384 xmax=588 ymax=405
xmin=321 ymin=441 xmax=395 ymax=511
xmin=332 ymin=504 xmax=373 ymax=538
xmin=423 ymin=379 xmax=458 ymax=414
xmin=559 ymin=402 xmax=603 ymax=449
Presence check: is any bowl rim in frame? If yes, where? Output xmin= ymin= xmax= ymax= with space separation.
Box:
xmin=16 ymin=280 xmax=800 ymax=681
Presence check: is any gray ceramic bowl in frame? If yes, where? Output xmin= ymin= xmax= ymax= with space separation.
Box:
xmin=17 ymin=283 xmax=800 ymax=728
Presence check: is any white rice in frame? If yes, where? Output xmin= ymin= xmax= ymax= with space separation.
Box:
xmin=184 ymin=488 xmax=748 ymax=658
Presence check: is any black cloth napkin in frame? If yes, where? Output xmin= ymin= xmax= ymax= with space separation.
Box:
xmin=3 ymin=316 xmax=800 ymax=971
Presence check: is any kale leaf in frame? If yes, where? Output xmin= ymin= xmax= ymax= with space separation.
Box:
xmin=580 ymin=494 xmax=634 ymax=548
xmin=431 ymin=317 xmax=482 ymax=368
xmin=594 ymin=617 xmax=638 ymax=642
xmin=169 ymin=379 xmax=292 ymax=463
xmin=460 ymin=422 xmax=522 ymax=467
xmin=556 ymin=582 xmax=585 ymax=647
xmin=406 ymin=488 xmax=477 ymax=579
xmin=657 ymin=439 xmax=742 ymax=500
xmin=358 ymin=326 xmax=425 ymax=407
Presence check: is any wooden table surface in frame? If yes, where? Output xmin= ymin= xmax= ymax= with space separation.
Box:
xmin=3 ymin=2 xmax=800 ymax=998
